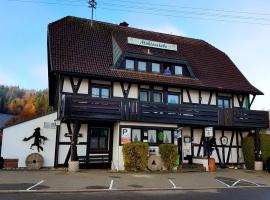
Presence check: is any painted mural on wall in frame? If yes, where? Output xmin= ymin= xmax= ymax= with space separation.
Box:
xmin=23 ymin=127 xmax=48 ymax=152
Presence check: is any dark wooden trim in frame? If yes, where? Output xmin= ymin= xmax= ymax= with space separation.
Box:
xmin=236 ymin=130 xmax=240 ymax=165
xmin=221 ymin=130 xmax=225 ymax=164
xmin=208 ymin=91 xmax=213 ymax=105
xmin=197 ymin=129 xmax=204 ymax=157
xmin=249 ymin=95 xmax=256 ymax=109
xmin=120 ymin=82 xmax=132 ymax=98
xmin=191 ymin=127 xmax=194 ymax=157
xmin=226 ymin=130 xmax=235 ymax=164
xmin=186 ymin=89 xmax=192 ymax=104
xmin=198 ymin=90 xmax=202 ymax=104
xmin=213 ymin=128 xmax=222 ymax=164
xmin=54 ymin=125 xmax=60 ymax=167
xmin=232 ymin=94 xmax=235 ymax=108
xmin=236 ymin=94 xmax=244 ymax=108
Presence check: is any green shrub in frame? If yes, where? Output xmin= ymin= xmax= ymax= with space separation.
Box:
xmin=242 ymin=136 xmax=255 ymax=170
xmin=159 ymin=144 xmax=178 ymax=171
xmin=122 ymin=142 xmax=149 ymax=171
xmin=260 ymin=133 xmax=270 ymax=168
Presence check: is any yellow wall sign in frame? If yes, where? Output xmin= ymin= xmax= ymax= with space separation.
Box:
xmin=127 ymin=37 xmax=177 ymax=51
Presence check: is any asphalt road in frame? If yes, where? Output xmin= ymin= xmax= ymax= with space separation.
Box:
xmin=0 ymin=188 xmax=270 ymax=200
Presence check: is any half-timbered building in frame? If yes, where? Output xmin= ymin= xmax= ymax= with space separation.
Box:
xmin=2 ymin=16 xmax=268 ymax=170
xmin=47 ymin=16 xmax=269 ymax=170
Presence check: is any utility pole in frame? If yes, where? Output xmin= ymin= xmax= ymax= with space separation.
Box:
xmin=88 ymin=0 xmax=97 ymax=27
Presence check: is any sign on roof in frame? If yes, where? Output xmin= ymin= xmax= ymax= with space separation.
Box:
xmin=127 ymin=37 xmax=177 ymax=51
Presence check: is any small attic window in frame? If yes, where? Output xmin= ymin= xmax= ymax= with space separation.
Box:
xmin=126 ymin=59 xmax=134 ymax=70
xmin=175 ymin=66 xmax=183 ymax=76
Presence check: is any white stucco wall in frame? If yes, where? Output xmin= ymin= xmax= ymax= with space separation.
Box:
xmin=58 ymin=123 xmax=88 ymax=165
xmin=1 ymin=112 xmax=57 ymax=168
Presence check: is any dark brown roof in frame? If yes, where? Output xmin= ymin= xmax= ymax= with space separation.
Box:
xmin=48 ymin=16 xmax=262 ymax=95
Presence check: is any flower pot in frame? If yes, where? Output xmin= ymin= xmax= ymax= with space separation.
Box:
xmin=254 ymin=161 xmax=263 ymax=171
xmin=68 ymin=161 xmax=80 ymax=172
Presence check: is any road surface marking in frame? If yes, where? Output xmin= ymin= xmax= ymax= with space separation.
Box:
xmin=109 ymin=179 xmax=114 ymax=190
xmin=215 ymin=178 xmax=230 ymax=188
xmin=232 ymin=179 xmax=241 ymax=186
xmin=168 ymin=179 xmax=176 ymax=189
xmin=26 ymin=180 xmax=44 ymax=191
xmin=241 ymin=179 xmax=260 ymax=186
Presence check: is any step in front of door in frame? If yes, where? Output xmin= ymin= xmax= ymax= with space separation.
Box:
xmin=88 ymin=153 xmax=110 ymax=164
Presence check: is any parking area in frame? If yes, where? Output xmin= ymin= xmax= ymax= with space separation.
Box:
xmin=0 ymin=169 xmax=269 ymax=192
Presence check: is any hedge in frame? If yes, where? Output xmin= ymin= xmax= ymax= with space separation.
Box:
xmin=122 ymin=142 xmax=149 ymax=171
xmin=260 ymin=133 xmax=270 ymax=168
xmin=159 ymin=144 xmax=178 ymax=171
xmin=242 ymin=136 xmax=255 ymax=170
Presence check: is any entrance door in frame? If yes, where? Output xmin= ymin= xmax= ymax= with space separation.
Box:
xmin=87 ymin=127 xmax=111 ymax=167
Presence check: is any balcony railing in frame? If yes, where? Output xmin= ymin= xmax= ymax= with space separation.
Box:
xmin=61 ymin=94 xmax=269 ymax=129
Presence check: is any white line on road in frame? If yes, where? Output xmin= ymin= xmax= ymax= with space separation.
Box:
xmin=26 ymin=180 xmax=44 ymax=191
xmin=168 ymin=179 xmax=176 ymax=189
xmin=241 ymin=179 xmax=260 ymax=186
xmin=215 ymin=179 xmax=230 ymax=188
xmin=232 ymin=179 xmax=241 ymax=186
xmin=109 ymin=179 xmax=114 ymax=190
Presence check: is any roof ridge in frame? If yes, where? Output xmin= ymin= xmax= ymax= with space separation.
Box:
xmin=52 ymin=16 xmax=204 ymax=44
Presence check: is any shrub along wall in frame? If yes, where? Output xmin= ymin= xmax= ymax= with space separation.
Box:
xmin=242 ymin=136 xmax=255 ymax=170
xmin=159 ymin=144 xmax=178 ymax=171
xmin=122 ymin=142 xmax=149 ymax=171
xmin=260 ymin=133 xmax=270 ymax=168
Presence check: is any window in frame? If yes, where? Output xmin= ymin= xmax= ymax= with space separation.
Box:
xmin=153 ymin=92 xmax=162 ymax=103
xmin=152 ymin=63 xmax=160 ymax=73
xmin=175 ymin=66 xmax=183 ymax=75
xmin=138 ymin=61 xmax=146 ymax=72
xmin=217 ymin=97 xmax=230 ymax=108
xmin=163 ymin=130 xmax=172 ymax=143
xmin=139 ymin=91 xmax=149 ymax=102
xmin=132 ymin=129 xmax=141 ymax=142
xmin=167 ymin=93 xmax=180 ymax=104
xmin=91 ymin=86 xmax=110 ymax=98
xmin=148 ymin=130 xmax=157 ymax=143
xmin=126 ymin=59 xmax=134 ymax=70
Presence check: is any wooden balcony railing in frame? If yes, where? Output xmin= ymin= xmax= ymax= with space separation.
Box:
xmin=61 ymin=95 xmax=269 ymax=128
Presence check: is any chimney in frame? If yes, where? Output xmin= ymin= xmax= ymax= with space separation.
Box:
xmin=119 ymin=21 xmax=129 ymax=27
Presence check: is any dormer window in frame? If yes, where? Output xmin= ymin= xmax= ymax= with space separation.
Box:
xmin=126 ymin=59 xmax=134 ymax=70
xmin=138 ymin=61 xmax=146 ymax=72
xmin=152 ymin=63 xmax=160 ymax=73
xmin=175 ymin=66 xmax=183 ymax=76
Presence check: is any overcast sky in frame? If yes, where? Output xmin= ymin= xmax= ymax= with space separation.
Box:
xmin=0 ymin=0 xmax=269 ymax=110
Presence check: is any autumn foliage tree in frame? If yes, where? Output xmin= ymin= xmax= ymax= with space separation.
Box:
xmin=0 ymin=85 xmax=53 ymax=126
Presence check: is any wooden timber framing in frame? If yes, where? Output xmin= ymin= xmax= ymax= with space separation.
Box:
xmin=120 ymin=82 xmax=132 ymax=98
xmin=194 ymin=128 xmax=246 ymax=165
xmin=186 ymin=89 xmax=192 ymax=104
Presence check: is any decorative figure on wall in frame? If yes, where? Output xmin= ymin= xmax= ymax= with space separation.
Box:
xmin=23 ymin=127 xmax=48 ymax=152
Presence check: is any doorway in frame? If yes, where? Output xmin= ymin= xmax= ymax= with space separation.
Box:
xmin=86 ymin=127 xmax=111 ymax=168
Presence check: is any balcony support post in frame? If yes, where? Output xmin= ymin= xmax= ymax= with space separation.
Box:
xmin=70 ymin=120 xmax=81 ymax=161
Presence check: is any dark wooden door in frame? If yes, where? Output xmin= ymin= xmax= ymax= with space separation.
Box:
xmin=86 ymin=127 xmax=110 ymax=166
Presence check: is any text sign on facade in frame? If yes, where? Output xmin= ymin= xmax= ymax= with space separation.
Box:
xmin=121 ymin=128 xmax=131 ymax=144
xmin=205 ymin=127 xmax=214 ymax=137
xmin=127 ymin=37 xmax=177 ymax=51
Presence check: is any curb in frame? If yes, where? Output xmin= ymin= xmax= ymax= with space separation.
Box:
xmin=0 ymin=185 xmax=269 ymax=194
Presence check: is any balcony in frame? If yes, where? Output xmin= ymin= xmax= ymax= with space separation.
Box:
xmin=61 ymin=94 xmax=269 ymax=129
